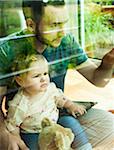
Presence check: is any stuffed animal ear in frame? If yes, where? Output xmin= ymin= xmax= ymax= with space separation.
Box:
xmin=41 ymin=118 xmax=53 ymax=128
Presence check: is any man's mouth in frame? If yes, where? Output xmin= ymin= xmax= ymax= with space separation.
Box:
xmin=54 ymin=38 xmax=62 ymax=42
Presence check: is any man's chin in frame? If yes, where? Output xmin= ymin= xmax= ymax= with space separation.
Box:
xmin=51 ymin=41 xmax=61 ymax=48
xmin=44 ymin=39 xmax=61 ymax=48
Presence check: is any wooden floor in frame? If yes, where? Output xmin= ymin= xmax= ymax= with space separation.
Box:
xmin=64 ymin=69 xmax=114 ymax=111
xmin=64 ymin=69 xmax=114 ymax=150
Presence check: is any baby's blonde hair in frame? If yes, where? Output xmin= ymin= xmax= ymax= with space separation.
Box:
xmin=12 ymin=54 xmax=48 ymax=76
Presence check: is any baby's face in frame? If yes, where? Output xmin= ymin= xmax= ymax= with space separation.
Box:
xmin=22 ymin=60 xmax=50 ymax=93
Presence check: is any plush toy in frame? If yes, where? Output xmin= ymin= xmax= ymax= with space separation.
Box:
xmin=38 ymin=118 xmax=74 ymax=150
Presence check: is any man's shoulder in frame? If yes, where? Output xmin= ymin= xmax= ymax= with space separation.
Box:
xmin=0 ymin=29 xmax=36 ymax=55
xmin=0 ymin=29 xmax=26 ymax=45
xmin=7 ymin=28 xmax=32 ymax=37
xmin=0 ymin=29 xmax=26 ymax=48
xmin=0 ymin=29 xmax=36 ymax=75
xmin=0 ymin=28 xmax=35 ymax=46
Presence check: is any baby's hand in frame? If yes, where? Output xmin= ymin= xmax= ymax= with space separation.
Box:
xmin=68 ymin=103 xmax=87 ymax=118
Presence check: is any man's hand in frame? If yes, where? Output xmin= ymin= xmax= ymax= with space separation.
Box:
xmin=0 ymin=127 xmax=29 ymax=150
xmin=102 ymin=48 xmax=114 ymax=68
xmin=91 ymin=48 xmax=114 ymax=87
xmin=9 ymin=134 xmax=29 ymax=150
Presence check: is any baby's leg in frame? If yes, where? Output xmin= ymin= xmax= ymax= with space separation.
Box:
xmin=58 ymin=115 xmax=92 ymax=150
xmin=20 ymin=132 xmax=39 ymax=150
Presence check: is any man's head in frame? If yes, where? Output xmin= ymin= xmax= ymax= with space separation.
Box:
xmin=22 ymin=0 xmax=69 ymax=47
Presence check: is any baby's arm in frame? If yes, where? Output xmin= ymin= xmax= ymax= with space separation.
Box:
xmin=53 ymin=83 xmax=86 ymax=117
xmin=56 ymin=96 xmax=86 ymax=118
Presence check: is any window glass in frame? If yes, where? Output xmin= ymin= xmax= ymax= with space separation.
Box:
xmin=84 ymin=0 xmax=114 ymax=59
xmin=0 ymin=0 xmax=80 ymax=94
xmin=0 ymin=0 xmax=114 ymax=112
xmin=0 ymin=0 xmax=26 ymax=37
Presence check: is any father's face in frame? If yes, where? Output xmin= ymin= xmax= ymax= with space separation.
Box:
xmin=37 ymin=5 xmax=69 ymax=47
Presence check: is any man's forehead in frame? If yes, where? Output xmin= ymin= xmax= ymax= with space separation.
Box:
xmin=43 ymin=5 xmax=69 ymax=23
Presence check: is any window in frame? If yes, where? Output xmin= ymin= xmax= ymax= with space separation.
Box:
xmin=1 ymin=1 xmax=114 ymax=148
xmin=0 ymin=0 xmax=114 ymax=112
xmin=0 ymin=0 xmax=26 ymax=37
xmin=84 ymin=0 xmax=114 ymax=60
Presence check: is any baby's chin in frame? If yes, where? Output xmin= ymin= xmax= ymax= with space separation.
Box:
xmin=40 ymin=85 xmax=48 ymax=92
xmin=40 ymin=88 xmax=47 ymax=92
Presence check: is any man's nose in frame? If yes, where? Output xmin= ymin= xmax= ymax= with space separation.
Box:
xmin=57 ymin=28 xmax=65 ymax=38
xmin=59 ymin=30 xmax=65 ymax=37
xmin=57 ymin=24 xmax=65 ymax=37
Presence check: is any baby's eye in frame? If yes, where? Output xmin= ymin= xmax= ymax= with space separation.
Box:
xmin=33 ymin=74 xmax=41 ymax=78
xmin=44 ymin=72 xmax=48 ymax=76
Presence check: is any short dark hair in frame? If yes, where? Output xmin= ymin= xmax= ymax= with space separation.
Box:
xmin=22 ymin=0 xmax=65 ymax=42
xmin=22 ymin=0 xmax=65 ymax=21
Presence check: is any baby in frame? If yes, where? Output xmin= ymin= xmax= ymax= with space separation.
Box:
xmin=5 ymin=54 xmax=87 ymax=150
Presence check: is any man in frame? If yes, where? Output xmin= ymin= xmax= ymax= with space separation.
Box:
xmin=22 ymin=0 xmax=114 ymax=88
xmin=0 ymin=0 xmax=114 ymax=149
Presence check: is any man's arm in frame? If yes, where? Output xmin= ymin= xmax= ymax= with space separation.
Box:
xmin=0 ymin=129 xmax=29 ymax=150
xmin=0 ymin=109 xmax=29 ymax=150
xmin=78 ymin=48 xmax=114 ymax=87
xmin=0 ymin=92 xmax=29 ymax=150
xmin=0 ymin=86 xmax=7 ymax=96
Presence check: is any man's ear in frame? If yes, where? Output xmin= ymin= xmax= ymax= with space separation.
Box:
xmin=26 ymin=18 xmax=36 ymax=32
xmin=15 ymin=76 xmax=24 ymax=87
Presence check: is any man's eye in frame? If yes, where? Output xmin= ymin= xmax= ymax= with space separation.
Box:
xmin=44 ymin=72 xmax=48 ymax=76
xmin=51 ymin=23 xmax=57 ymax=28
xmin=53 ymin=23 xmax=57 ymax=27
